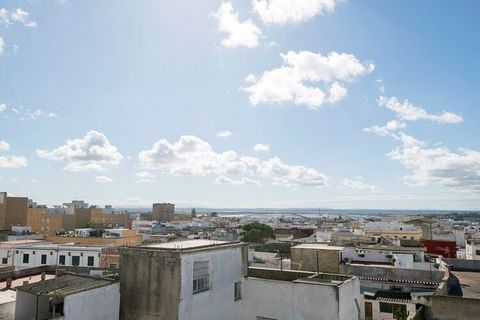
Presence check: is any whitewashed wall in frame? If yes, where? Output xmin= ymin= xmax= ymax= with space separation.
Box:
xmin=63 ymin=283 xmax=120 ymax=320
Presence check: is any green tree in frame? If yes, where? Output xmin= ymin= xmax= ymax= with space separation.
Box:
xmin=241 ymin=222 xmax=275 ymax=243
xmin=191 ymin=208 xmax=197 ymax=218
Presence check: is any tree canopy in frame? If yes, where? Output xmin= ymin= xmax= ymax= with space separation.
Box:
xmin=241 ymin=222 xmax=275 ymax=243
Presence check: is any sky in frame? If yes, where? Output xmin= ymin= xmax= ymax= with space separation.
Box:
xmin=0 ymin=0 xmax=479 ymax=210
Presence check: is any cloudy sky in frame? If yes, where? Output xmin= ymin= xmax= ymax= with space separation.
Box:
xmin=1 ymin=0 xmax=479 ymax=209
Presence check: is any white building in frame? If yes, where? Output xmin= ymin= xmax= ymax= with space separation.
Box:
xmin=465 ymin=239 xmax=480 ymax=260
xmin=15 ymin=274 xmax=119 ymax=320
xmin=0 ymin=240 xmax=102 ymax=271
xmin=120 ymin=239 xmax=361 ymax=320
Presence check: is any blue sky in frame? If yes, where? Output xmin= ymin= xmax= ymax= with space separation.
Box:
xmin=1 ymin=0 xmax=479 ymax=209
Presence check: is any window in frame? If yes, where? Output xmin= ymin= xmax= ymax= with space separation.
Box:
xmin=22 ymin=254 xmax=29 ymax=264
xmin=475 ymin=250 xmax=480 ymax=255
xmin=59 ymin=255 xmax=66 ymax=265
xmin=393 ymin=304 xmax=407 ymax=319
xmin=2 ymin=258 xmax=7 ymax=264
xmin=193 ymin=261 xmax=210 ymax=294
xmin=234 ymin=281 xmax=242 ymax=301
xmin=257 ymin=317 xmax=277 ymax=320
xmin=41 ymin=254 xmax=47 ymax=264
xmin=87 ymin=256 xmax=94 ymax=267
xmin=380 ymin=302 xmax=393 ymax=313
xmin=72 ymin=256 xmax=80 ymax=266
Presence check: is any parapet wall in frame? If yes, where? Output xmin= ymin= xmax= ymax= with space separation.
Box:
xmin=340 ymin=264 xmax=444 ymax=283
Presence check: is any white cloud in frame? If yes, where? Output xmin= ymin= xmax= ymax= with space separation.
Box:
xmin=0 ymin=103 xmax=5 ymax=112
xmin=215 ymin=175 xmax=262 ymax=186
xmin=134 ymin=171 xmax=156 ymax=183
xmin=243 ymin=51 xmax=374 ymax=109
xmin=138 ymin=135 xmax=329 ymax=187
xmin=12 ymin=107 xmax=57 ymax=120
xmin=363 ymin=120 xmax=406 ymax=137
xmin=0 ymin=140 xmax=10 ymax=151
xmin=0 ymin=155 xmax=27 ymax=168
xmin=252 ymin=0 xmax=339 ymax=25
xmin=342 ymin=178 xmax=380 ymax=191
xmin=216 ymin=130 xmax=234 ymax=138
xmin=36 ymin=131 xmax=124 ymax=172
xmin=212 ymin=2 xmax=262 ymax=48
xmin=378 ymin=96 xmax=463 ymax=124
xmin=375 ymin=79 xmax=385 ymax=93
xmin=9 ymin=8 xmax=37 ymax=27
xmin=253 ymin=143 xmax=270 ymax=152
xmin=0 ymin=37 xmax=4 ymax=56
xmin=95 ymin=175 xmax=114 ymax=183
xmin=387 ymin=133 xmax=480 ymax=192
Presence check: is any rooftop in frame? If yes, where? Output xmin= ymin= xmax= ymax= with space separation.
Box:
xmin=16 ymin=274 xmax=115 ymax=298
xmin=455 ymin=271 xmax=480 ymax=299
xmin=142 ymin=239 xmax=239 ymax=251
xmin=293 ymin=243 xmax=344 ymax=251
xmin=0 ymin=274 xmax=56 ymax=290
xmin=248 ymin=267 xmax=353 ymax=287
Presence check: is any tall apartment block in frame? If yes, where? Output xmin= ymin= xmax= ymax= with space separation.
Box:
xmin=152 ymin=203 xmax=175 ymax=222
xmin=0 ymin=192 xmax=28 ymax=230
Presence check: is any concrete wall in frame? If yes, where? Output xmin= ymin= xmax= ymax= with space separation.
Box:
xmin=338 ymin=278 xmax=361 ymax=320
xmin=119 ymin=248 xmax=181 ymax=320
xmin=418 ymin=295 xmax=480 ymax=320
xmin=64 ymin=283 xmax=120 ymax=320
xmin=241 ymin=277 xmax=354 ymax=320
xmin=291 ymin=247 xmax=341 ymax=273
xmin=178 ymin=246 xmax=246 ymax=320
xmin=3 ymin=197 xmax=28 ymax=230
xmin=14 ymin=291 xmax=50 ymax=320
xmin=340 ymin=264 xmax=444 ymax=283
xmin=444 ymin=258 xmax=480 ymax=271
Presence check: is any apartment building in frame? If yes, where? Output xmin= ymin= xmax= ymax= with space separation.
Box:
xmin=0 ymin=192 xmax=28 ymax=230
xmin=465 ymin=239 xmax=480 ymax=260
xmin=152 ymin=203 xmax=175 ymax=222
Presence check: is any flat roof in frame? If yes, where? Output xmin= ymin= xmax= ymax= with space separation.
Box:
xmin=454 ymin=271 xmax=480 ymax=299
xmin=0 ymin=274 xmax=56 ymax=290
xmin=293 ymin=243 xmax=344 ymax=251
xmin=0 ymin=290 xmax=16 ymax=304
xmin=143 ymin=239 xmax=232 ymax=250
xmin=16 ymin=274 xmax=115 ymax=298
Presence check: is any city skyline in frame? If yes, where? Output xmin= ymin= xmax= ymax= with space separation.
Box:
xmin=1 ymin=1 xmax=480 ymax=209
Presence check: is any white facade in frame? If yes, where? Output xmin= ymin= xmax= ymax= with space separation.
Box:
xmin=0 ymin=242 xmax=102 ymax=270
xmin=465 ymin=239 xmax=480 ymax=260
xmin=178 ymin=245 xmax=245 ymax=320
xmin=242 ymin=276 xmax=360 ymax=320
xmin=62 ymin=283 xmax=120 ymax=320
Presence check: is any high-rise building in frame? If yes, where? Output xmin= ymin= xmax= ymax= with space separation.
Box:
xmin=152 ymin=203 xmax=175 ymax=222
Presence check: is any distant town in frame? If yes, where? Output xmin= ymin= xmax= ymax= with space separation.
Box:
xmin=0 ymin=191 xmax=479 ymax=319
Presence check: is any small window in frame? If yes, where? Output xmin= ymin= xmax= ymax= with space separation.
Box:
xmin=2 ymin=258 xmax=7 ymax=264
xmin=72 ymin=256 xmax=80 ymax=266
xmin=59 ymin=255 xmax=66 ymax=265
xmin=87 ymin=256 xmax=94 ymax=267
xmin=41 ymin=254 xmax=47 ymax=264
xmin=193 ymin=261 xmax=210 ymax=294
xmin=234 ymin=281 xmax=242 ymax=301
xmin=475 ymin=250 xmax=480 ymax=255
xmin=23 ymin=254 xmax=29 ymax=264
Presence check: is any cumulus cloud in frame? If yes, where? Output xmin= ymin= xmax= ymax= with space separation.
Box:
xmin=0 ymin=103 xmax=5 ymax=112
xmin=215 ymin=175 xmax=262 ymax=186
xmin=36 ymin=131 xmax=124 ymax=172
xmin=363 ymin=120 xmax=406 ymax=137
xmin=138 ymin=135 xmax=329 ymax=187
xmin=243 ymin=51 xmax=374 ymax=109
xmin=0 ymin=8 xmax=37 ymax=27
xmin=134 ymin=171 xmax=156 ymax=183
xmin=0 ymin=140 xmax=9 ymax=151
xmin=216 ymin=130 xmax=234 ymax=138
xmin=342 ymin=178 xmax=380 ymax=191
xmin=95 ymin=175 xmax=114 ymax=183
xmin=253 ymin=143 xmax=270 ymax=152
xmin=387 ymin=133 xmax=480 ymax=192
xmin=0 ymin=155 xmax=27 ymax=168
xmin=212 ymin=2 xmax=262 ymax=48
xmin=252 ymin=0 xmax=339 ymax=25
xmin=378 ymin=96 xmax=463 ymax=124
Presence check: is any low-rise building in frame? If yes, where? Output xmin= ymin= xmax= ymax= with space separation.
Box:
xmin=15 ymin=274 xmax=119 ymax=320
xmin=465 ymin=239 xmax=480 ymax=260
